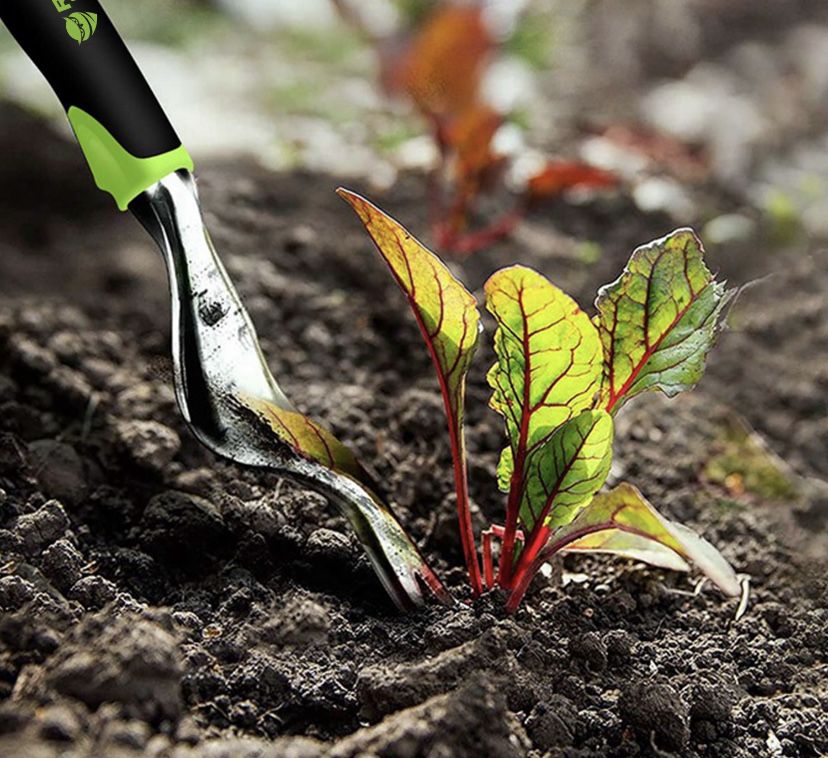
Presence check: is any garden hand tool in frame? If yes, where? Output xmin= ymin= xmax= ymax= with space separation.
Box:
xmin=0 ymin=0 xmax=447 ymax=611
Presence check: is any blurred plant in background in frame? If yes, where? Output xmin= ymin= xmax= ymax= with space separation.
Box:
xmin=335 ymin=0 xmax=617 ymax=255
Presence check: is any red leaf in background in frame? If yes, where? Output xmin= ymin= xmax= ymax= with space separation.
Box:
xmin=600 ymin=124 xmax=710 ymax=181
xmin=446 ymin=104 xmax=505 ymax=193
xmin=383 ymin=5 xmax=493 ymax=120
xmin=527 ymin=160 xmax=618 ymax=201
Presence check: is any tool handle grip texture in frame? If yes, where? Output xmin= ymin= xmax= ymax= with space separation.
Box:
xmin=0 ymin=0 xmax=192 ymax=210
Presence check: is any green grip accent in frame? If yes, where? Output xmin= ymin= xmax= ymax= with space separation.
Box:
xmin=67 ymin=106 xmax=193 ymax=210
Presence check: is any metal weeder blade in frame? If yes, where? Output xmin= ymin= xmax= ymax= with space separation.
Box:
xmin=130 ymin=170 xmax=448 ymax=611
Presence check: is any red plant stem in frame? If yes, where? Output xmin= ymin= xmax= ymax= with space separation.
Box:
xmin=488 ymin=523 xmax=524 ymax=541
xmin=445 ymin=415 xmax=483 ymax=596
xmin=506 ymin=523 xmax=608 ymax=612
xmin=482 ymin=530 xmax=494 ymax=590
xmin=498 ymin=480 xmax=523 ymax=588
xmin=508 ymin=523 xmax=550 ymax=596
xmin=482 ymin=524 xmax=526 ymax=590
xmin=442 ymin=207 xmax=526 ymax=257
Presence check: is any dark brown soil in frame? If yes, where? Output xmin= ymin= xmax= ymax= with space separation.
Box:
xmin=0 ymin=105 xmax=827 ymax=758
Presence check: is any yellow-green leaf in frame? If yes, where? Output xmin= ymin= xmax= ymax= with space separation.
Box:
xmin=550 ymin=483 xmax=740 ymax=596
xmin=485 ymin=265 xmax=603 ymax=495
xmin=596 ymin=229 xmax=735 ymax=413
xmin=520 ymin=409 xmax=613 ymax=533
xmin=337 ymin=188 xmax=483 ymax=593
xmin=241 ymin=395 xmax=365 ymax=481
xmin=338 ymin=189 xmax=479 ymax=423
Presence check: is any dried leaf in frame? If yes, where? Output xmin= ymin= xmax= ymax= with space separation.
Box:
xmin=447 ymin=104 xmax=504 ymax=193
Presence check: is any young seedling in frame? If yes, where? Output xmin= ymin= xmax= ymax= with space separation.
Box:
xmin=339 ymin=188 xmax=741 ymax=611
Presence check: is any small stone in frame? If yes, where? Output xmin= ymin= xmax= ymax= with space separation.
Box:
xmin=687 ymin=673 xmax=739 ymax=726
xmin=47 ymin=614 xmax=182 ymax=722
xmin=28 ymin=440 xmax=88 ymax=506
xmin=619 ymin=677 xmax=690 ymax=752
xmin=0 ymin=530 xmax=21 ymax=555
xmin=605 ymin=629 xmax=637 ymax=663
xmin=98 ymin=719 xmax=151 ymax=750
xmin=175 ymin=715 xmax=201 ymax=745
xmin=0 ymin=433 xmax=28 ymax=476
xmin=13 ymin=500 xmax=70 ymax=554
xmin=172 ymin=611 xmax=203 ymax=634
xmin=0 ymin=701 xmax=31 ymax=735
xmin=47 ymin=331 xmax=85 ymax=365
xmin=285 ymin=224 xmax=317 ymax=252
xmin=261 ymin=596 xmax=331 ymax=647
xmin=116 ymin=420 xmax=181 ymax=470
xmin=9 ymin=337 xmax=57 ymax=374
xmin=68 ymin=575 xmax=118 ymax=609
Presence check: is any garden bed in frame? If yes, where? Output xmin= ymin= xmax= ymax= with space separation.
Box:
xmin=0 ymin=106 xmax=826 ymax=757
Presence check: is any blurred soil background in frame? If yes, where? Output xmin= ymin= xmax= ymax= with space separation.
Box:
xmin=0 ymin=2 xmax=827 ymax=756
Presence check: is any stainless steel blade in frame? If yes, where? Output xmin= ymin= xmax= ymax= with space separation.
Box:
xmin=130 ymin=170 xmax=448 ymax=611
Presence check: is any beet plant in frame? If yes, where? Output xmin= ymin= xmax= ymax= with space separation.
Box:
xmin=337 ymin=189 xmax=740 ymax=611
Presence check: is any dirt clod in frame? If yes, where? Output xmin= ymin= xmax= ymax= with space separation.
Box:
xmin=13 ymin=500 xmax=69 ymax=555
xmin=619 ymin=677 xmax=691 ymax=752
xmin=116 ymin=419 xmax=181 ymax=471
xmin=139 ymin=491 xmax=228 ymax=569
xmin=27 ymin=441 xmax=88 ymax=506
xmin=44 ymin=612 xmax=182 ymax=723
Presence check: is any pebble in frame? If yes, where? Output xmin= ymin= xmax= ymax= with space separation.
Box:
xmin=140 ymin=491 xmax=228 ymax=567
xmin=37 ymin=704 xmax=81 ymax=743
xmin=569 ymin=631 xmax=608 ymax=673
xmin=0 ymin=432 xmax=28 ymax=477
xmin=0 ymin=575 xmax=36 ymax=610
xmin=305 ymin=528 xmax=353 ymax=562
xmin=98 ymin=719 xmax=151 ymax=751
xmin=524 ymin=695 xmax=577 ymax=750
xmin=47 ymin=614 xmax=183 ymax=721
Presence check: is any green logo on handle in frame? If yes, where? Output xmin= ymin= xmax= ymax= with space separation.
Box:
xmin=65 ymin=11 xmax=98 ymax=44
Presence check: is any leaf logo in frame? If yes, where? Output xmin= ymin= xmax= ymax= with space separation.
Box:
xmin=65 ymin=12 xmax=98 ymax=44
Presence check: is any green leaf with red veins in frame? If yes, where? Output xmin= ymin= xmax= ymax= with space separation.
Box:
xmin=519 ymin=409 xmax=614 ymax=534
xmin=596 ymin=228 xmax=735 ymax=414
xmin=548 ymin=483 xmax=740 ymax=596
xmin=337 ymin=188 xmax=483 ymax=593
xmin=485 ymin=265 xmax=603 ymax=499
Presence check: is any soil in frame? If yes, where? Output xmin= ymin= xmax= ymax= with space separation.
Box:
xmin=0 ymin=100 xmax=827 ymax=758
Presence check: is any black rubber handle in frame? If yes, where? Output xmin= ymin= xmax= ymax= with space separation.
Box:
xmin=0 ymin=0 xmax=180 ymax=159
